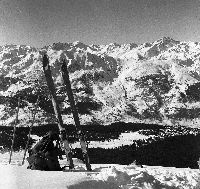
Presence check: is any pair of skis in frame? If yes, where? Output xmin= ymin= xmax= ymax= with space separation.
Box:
xmin=42 ymin=54 xmax=91 ymax=171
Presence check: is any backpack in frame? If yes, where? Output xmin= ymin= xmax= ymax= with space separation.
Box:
xmin=27 ymin=151 xmax=49 ymax=170
xmin=27 ymin=132 xmax=61 ymax=171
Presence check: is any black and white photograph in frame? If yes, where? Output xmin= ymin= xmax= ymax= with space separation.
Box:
xmin=0 ymin=0 xmax=200 ymax=188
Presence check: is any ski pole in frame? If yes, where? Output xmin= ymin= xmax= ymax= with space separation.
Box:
xmin=9 ymin=97 xmax=20 ymax=164
xmin=22 ymin=96 xmax=40 ymax=165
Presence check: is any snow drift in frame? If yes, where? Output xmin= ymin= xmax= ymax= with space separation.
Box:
xmin=0 ymin=151 xmax=199 ymax=189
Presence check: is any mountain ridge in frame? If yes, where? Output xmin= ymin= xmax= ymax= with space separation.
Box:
xmin=1 ymin=37 xmax=200 ymax=127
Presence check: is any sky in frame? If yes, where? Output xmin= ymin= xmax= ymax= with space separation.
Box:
xmin=0 ymin=0 xmax=200 ymax=47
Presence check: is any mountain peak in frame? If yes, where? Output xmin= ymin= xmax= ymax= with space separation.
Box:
xmin=73 ymin=41 xmax=83 ymax=45
xmin=72 ymin=41 xmax=88 ymax=50
xmin=108 ymin=42 xmax=120 ymax=47
xmin=2 ymin=37 xmax=200 ymax=127
xmin=155 ymin=37 xmax=179 ymax=45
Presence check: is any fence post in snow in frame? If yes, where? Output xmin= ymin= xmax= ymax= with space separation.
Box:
xmin=9 ymin=97 xmax=20 ymax=164
xmin=22 ymin=96 xmax=40 ymax=165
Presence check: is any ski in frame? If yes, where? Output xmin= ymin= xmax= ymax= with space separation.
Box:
xmin=42 ymin=54 xmax=74 ymax=169
xmin=60 ymin=59 xmax=92 ymax=171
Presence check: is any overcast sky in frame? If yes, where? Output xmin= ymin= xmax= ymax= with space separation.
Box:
xmin=0 ymin=0 xmax=200 ymax=47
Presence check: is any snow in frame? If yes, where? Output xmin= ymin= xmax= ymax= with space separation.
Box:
xmin=72 ymin=132 xmax=150 ymax=149
xmin=0 ymin=151 xmax=199 ymax=189
xmin=0 ymin=164 xmax=88 ymax=189
xmin=3 ymin=38 xmax=200 ymax=127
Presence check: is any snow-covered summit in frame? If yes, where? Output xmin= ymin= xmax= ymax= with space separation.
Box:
xmin=1 ymin=38 xmax=200 ymax=127
xmin=153 ymin=36 xmax=179 ymax=45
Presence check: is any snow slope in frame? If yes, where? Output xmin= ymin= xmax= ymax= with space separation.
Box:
xmin=0 ymin=151 xmax=199 ymax=189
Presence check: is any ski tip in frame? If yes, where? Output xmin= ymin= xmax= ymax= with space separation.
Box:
xmin=42 ymin=54 xmax=49 ymax=68
xmin=43 ymin=53 xmax=48 ymax=59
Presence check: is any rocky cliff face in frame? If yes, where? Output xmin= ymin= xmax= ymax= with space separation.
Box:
xmin=1 ymin=37 xmax=200 ymax=127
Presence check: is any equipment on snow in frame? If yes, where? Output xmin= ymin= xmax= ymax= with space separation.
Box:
xmin=42 ymin=54 xmax=74 ymax=169
xmin=27 ymin=131 xmax=62 ymax=171
xmin=61 ymin=59 xmax=91 ymax=171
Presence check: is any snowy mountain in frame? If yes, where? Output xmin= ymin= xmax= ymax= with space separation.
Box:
xmin=1 ymin=37 xmax=200 ymax=127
